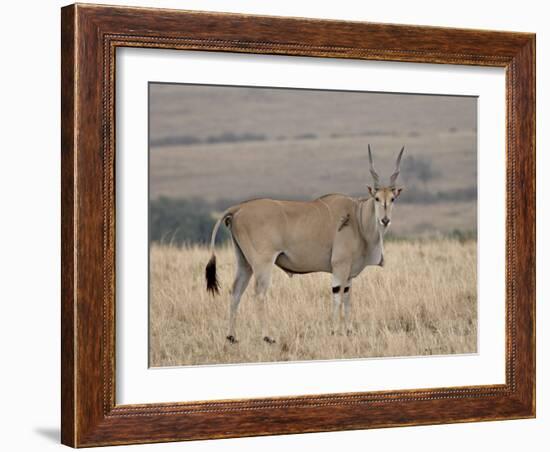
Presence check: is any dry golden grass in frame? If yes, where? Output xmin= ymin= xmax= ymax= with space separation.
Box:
xmin=149 ymin=239 xmax=477 ymax=367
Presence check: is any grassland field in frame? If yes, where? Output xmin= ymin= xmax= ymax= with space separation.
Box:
xmin=149 ymin=238 xmax=477 ymax=367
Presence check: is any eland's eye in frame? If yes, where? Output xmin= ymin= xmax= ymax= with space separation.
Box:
xmin=375 ymin=197 xmax=380 ymax=202
xmin=391 ymin=197 xmax=395 ymax=203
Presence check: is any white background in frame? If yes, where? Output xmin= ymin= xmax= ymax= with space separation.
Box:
xmin=117 ymin=49 xmax=505 ymax=404
xmin=0 ymin=0 xmax=546 ymax=451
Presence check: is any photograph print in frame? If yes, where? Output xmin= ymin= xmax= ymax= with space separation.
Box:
xmin=148 ymin=83 xmax=477 ymax=367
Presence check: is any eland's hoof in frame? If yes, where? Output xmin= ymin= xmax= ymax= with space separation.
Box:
xmin=226 ymin=335 xmax=238 ymax=344
xmin=263 ymin=336 xmax=276 ymax=344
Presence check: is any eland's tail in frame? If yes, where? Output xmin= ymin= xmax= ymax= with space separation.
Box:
xmin=205 ymin=254 xmax=220 ymax=295
xmin=205 ymin=206 xmax=238 ymax=295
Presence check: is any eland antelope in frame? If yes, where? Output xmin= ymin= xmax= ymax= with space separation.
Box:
xmin=205 ymin=145 xmax=405 ymax=344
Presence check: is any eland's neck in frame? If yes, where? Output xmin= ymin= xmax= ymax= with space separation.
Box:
xmin=357 ymin=198 xmax=384 ymax=246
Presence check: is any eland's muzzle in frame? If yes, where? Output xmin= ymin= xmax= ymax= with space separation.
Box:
xmin=381 ymin=217 xmax=390 ymax=227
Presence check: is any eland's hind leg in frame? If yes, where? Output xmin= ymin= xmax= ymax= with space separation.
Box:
xmin=252 ymin=259 xmax=277 ymax=344
xmin=227 ymin=242 xmax=252 ymax=343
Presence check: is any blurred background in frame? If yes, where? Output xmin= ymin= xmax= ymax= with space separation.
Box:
xmin=149 ymin=83 xmax=477 ymax=245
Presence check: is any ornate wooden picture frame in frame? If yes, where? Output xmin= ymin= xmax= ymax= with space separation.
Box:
xmin=61 ymin=3 xmax=535 ymax=447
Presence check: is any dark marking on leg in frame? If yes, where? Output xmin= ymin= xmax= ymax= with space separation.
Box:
xmin=263 ymin=336 xmax=276 ymax=344
xmin=226 ymin=335 xmax=238 ymax=344
xmin=344 ymin=286 xmax=350 ymax=293
xmin=332 ymin=286 xmax=341 ymax=294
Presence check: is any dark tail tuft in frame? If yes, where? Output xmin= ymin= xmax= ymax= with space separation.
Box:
xmin=205 ymin=254 xmax=220 ymax=295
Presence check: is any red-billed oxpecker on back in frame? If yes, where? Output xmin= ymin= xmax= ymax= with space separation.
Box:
xmin=205 ymin=145 xmax=405 ymax=344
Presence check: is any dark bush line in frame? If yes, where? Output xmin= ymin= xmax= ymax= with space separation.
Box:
xmin=385 ymin=229 xmax=477 ymax=244
xmin=397 ymin=186 xmax=477 ymax=204
xmin=150 ymin=135 xmax=202 ymax=147
xmin=150 ymin=132 xmax=326 ymax=148
xmin=349 ymin=186 xmax=476 ymax=204
xmin=150 ymin=197 xmax=230 ymax=246
xmin=150 ymin=130 xmax=413 ymax=148
xmin=150 ymin=132 xmax=267 ymax=148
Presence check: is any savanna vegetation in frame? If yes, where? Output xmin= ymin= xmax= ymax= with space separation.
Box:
xmin=149 ymin=238 xmax=477 ymax=366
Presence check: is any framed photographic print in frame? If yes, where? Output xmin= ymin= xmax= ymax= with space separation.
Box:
xmin=61 ymin=3 xmax=535 ymax=447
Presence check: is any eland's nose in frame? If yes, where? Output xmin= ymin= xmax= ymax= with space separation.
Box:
xmin=381 ymin=217 xmax=390 ymax=227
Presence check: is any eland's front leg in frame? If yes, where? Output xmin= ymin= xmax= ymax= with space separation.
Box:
xmin=331 ymin=285 xmax=342 ymax=335
xmin=330 ymin=267 xmax=350 ymax=335
xmin=342 ymin=282 xmax=353 ymax=336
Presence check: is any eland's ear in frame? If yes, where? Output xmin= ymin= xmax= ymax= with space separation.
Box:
xmin=367 ymin=186 xmax=376 ymax=197
xmin=393 ymin=187 xmax=403 ymax=198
